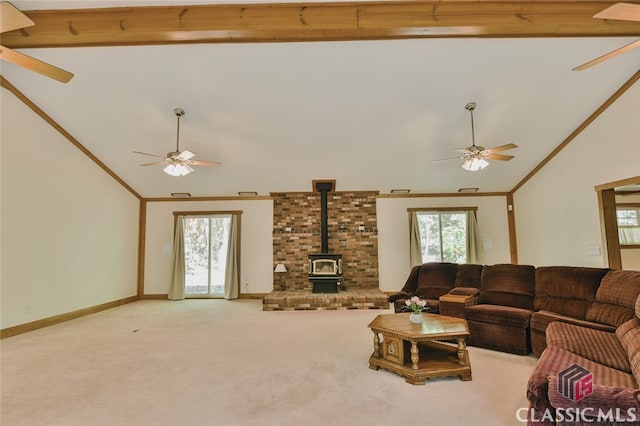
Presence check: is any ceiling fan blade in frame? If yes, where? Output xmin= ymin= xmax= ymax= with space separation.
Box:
xmin=133 ymin=150 xmax=165 ymax=158
xmin=454 ymin=148 xmax=473 ymax=154
xmin=140 ymin=161 xmax=168 ymax=166
xmin=484 ymin=143 xmax=518 ymax=153
xmin=177 ymin=150 xmax=196 ymax=161
xmin=0 ymin=1 xmax=34 ymax=33
xmin=0 ymin=45 xmax=74 ymax=82
xmin=431 ymin=156 xmax=464 ymax=163
xmin=573 ymin=39 xmax=640 ymax=71
xmin=594 ymin=2 xmax=640 ymax=21
xmin=485 ymin=154 xmax=515 ymax=161
xmin=189 ymin=160 xmax=222 ymax=167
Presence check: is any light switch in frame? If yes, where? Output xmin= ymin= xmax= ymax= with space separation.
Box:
xmin=162 ymin=242 xmax=173 ymax=255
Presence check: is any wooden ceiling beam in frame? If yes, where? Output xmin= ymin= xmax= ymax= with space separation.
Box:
xmin=3 ymin=1 xmax=640 ymax=48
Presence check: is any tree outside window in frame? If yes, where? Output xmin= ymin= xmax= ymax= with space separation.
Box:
xmin=183 ymin=215 xmax=231 ymax=297
xmin=416 ymin=211 xmax=468 ymax=264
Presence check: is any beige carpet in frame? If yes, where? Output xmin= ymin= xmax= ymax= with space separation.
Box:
xmin=1 ymin=300 xmax=538 ymax=426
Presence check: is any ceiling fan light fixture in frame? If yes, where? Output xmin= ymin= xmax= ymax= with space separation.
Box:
xmin=461 ymin=157 xmax=489 ymax=172
xmin=135 ymin=107 xmax=221 ymax=175
xmin=432 ymin=101 xmax=516 ymax=171
xmin=163 ymin=163 xmax=193 ymax=177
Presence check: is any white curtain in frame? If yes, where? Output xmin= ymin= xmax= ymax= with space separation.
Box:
xmin=224 ymin=214 xmax=240 ymax=300
xmin=169 ymin=215 xmax=186 ymax=301
xmin=409 ymin=211 xmax=423 ymax=267
xmin=619 ymin=227 xmax=640 ymax=245
xmin=466 ymin=210 xmax=481 ymax=263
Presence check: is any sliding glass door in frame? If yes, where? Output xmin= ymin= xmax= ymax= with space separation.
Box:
xmin=183 ymin=215 xmax=232 ymax=297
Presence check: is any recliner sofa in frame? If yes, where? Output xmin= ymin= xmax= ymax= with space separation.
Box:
xmin=389 ymin=262 xmax=640 ymax=425
xmin=389 ymin=262 xmax=640 ymax=356
xmin=465 ymin=263 xmax=536 ymax=355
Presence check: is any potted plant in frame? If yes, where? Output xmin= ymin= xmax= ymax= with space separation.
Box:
xmin=404 ymin=296 xmax=427 ymax=323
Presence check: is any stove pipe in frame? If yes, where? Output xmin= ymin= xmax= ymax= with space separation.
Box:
xmin=315 ymin=181 xmax=333 ymax=253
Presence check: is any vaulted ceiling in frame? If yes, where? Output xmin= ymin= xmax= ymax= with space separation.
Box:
xmin=2 ymin=1 xmax=639 ymax=198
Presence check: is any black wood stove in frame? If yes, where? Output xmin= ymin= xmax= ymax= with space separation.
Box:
xmin=308 ymin=181 xmax=342 ymax=293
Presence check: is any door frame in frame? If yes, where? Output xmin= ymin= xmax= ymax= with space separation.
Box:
xmin=595 ymin=176 xmax=640 ymax=269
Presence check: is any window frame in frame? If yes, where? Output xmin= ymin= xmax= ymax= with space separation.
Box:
xmin=173 ymin=210 xmax=242 ymax=298
xmin=616 ymin=204 xmax=640 ymax=248
xmin=408 ymin=206 xmax=477 ymax=264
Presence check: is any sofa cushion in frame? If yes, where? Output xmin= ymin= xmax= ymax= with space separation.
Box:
xmin=616 ymin=317 xmax=640 ymax=382
xmin=454 ymin=264 xmax=483 ymax=289
xmin=534 ymin=266 xmax=609 ymax=320
xmin=545 ymin=322 xmax=630 ymax=373
xmin=465 ymin=304 xmax=533 ymax=328
xmin=414 ymin=262 xmax=458 ymax=300
xmin=586 ymin=269 xmax=640 ymax=327
xmin=478 ymin=264 xmax=536 ymax=310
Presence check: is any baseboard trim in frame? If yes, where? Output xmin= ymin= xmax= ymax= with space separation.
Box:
xmin=0 ymin=295 xmax=139 ymax=339
xmin=140 ymin=294 xmax=267 ymax=300
xmin=140 ymin=294 xmax=169 ymax=300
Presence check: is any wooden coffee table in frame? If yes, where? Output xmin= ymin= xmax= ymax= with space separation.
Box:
xmin=367 ymin=312 xmax=472 ymax=385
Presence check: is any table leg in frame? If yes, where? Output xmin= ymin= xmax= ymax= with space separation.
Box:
xmin=410 ymin=342 xmax=419 ymax=370
xmin=372 ymin=331 xmax=380 ymax=357
xmin=457 ymin=338 xmax=467 ymax=366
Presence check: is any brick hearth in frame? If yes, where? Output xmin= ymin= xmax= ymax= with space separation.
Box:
xmin=263 ymin=289 xmax=390 ymax=311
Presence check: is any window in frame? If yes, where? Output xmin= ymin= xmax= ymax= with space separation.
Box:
xmin=617 ymin=206 xmax=640 ymax=246
xmin=617 ymin=208 xmax=639 ymax=226
xmin=416 ymin=211 xmax=467 ymax=263
xmin=183 ymin=215 xmax=232 ymax=297
xmin=169 ymin=211 xmax=241 ymax=301
xmin=409 ymin=208 xmax=479 ymax=265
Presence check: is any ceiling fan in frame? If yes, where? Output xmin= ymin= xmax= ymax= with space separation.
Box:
xmin=134 ymin=108 xmax=222 ymax=177
xmin=573 ymin=2 xmax=640 ymax=71
xmin=432 ymin=102 xmax=518 ymax=171
xmin=0 ymin=1 xmax=74 ymax=83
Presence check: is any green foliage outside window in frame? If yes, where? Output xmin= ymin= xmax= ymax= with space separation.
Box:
xmin=183 ymin=216 xmax=230 ymax=296
xmin=417 ymin=212 xmax=467 ymax=263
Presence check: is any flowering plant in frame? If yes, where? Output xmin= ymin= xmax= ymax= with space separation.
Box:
xmin=404 ymin=296 xmax=427 ymax=314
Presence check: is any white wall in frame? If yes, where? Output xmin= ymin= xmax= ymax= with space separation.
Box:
xmin=1 ymin=90 xmax=140 ymax=329
xmin=514 ymin=82 xmax=640 ymax=268
xmin=144 ymin=199 xmax=273 ymax=295
xmin=377 ymin=196 xmax=512 ymax=292
xmin=622 ymin=250 xmax=640 ymax=271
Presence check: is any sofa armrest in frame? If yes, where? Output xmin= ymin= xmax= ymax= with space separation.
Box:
xmin=388 ymin=292 xmax=412 ymax=303
xmin=531 ymin=310 xmax=617 ymax=334
xmin=548 ymin=375 xmax=640 ymax=420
